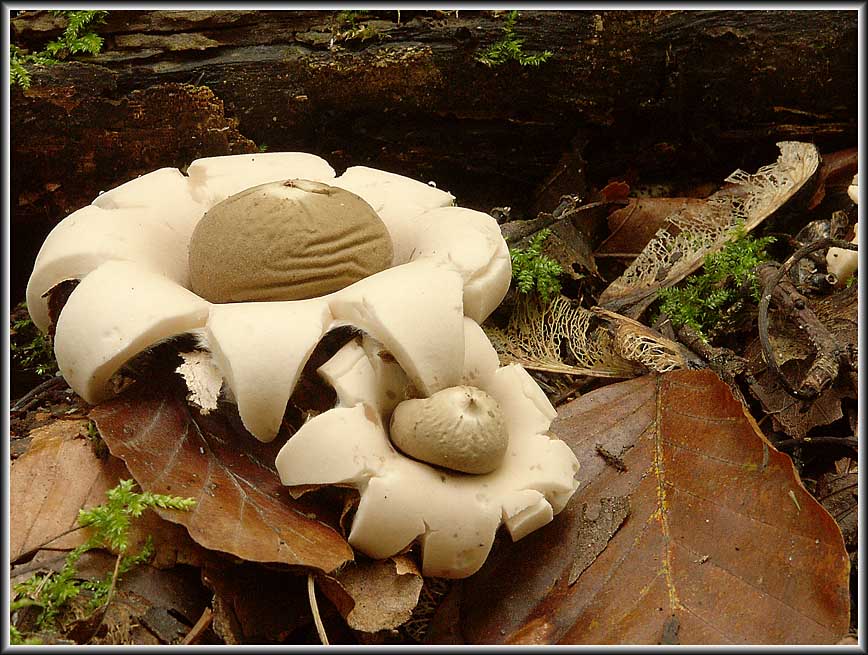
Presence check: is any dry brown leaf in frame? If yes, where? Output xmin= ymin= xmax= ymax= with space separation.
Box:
xmin=599 ymin=180 xmax=631 ymax=203
xmin=9 ymin=417 xmax=213 ymax=569
xmin=427 ymin=370 xmax=850 ymax=645
xmin=596 ymin=197 xmax=708 ymax=257
xmin=90 ymin=377 xmax=353 ymax=573
xmin=805 ymin=147 xmax=858 ymax=211
xmin=319 ymin=555 xmax=424 ymax=633
xmin=10 ymin=419 xmax=119 ymax=561
xmin=545 ymin=217 xmax=599 ymax=278
xmin=816 ymin=458 xmax=857 ymax=552
xmin=748 ymin=360 xmax=851 ymax=440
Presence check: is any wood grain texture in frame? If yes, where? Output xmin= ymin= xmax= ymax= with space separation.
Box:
xmin=10 ymin=10 xmax=857 ymax=305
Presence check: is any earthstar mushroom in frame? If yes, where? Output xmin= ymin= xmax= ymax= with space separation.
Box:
xmin=25 ymin=152 xmax=580 ymax=578
xmin=275 ymin=319 xmax=580 ymax=578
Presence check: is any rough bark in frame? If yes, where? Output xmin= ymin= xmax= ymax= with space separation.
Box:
xmin=10 ymin=9 xmax=857 ymax=305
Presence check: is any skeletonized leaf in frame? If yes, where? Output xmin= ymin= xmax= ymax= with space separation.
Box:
xmin=428 ymin=370 xmax=850 ymax=645
xmin=596 ymin=197 xmax=708 ymax=258
xmin=90 ymin=378 xmax=353 ymax=574
xmin=599 ymin=141 xmax=820 ymax=317
xmin=486 ymin=296 xmax=689 ymax=377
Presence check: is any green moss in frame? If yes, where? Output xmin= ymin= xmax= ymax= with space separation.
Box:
xmin=10 ymin=625 xmax=43 ymax=645
xmin=657 ymin=225 xmax=774 ymax=340
xmin=476 ymin=11 xmax=553 ymax=68
xmin=11 ymin=303 xmax=58 ymax=378
xmin=510 ymin=229 xmax=563 ymax=302
xmin=335 ymin=10 xmax=364 ymax=28
xmin=10 ymin=10 xmax=108 ymax=89
xmin=11 ymin=480 xmax=196 ymax=638
xmin=332 ymin=10 xmax=387 ymax=44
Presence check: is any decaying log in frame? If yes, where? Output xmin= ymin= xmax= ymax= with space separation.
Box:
xmin=10 ymin=9 xmax=857 ymax=304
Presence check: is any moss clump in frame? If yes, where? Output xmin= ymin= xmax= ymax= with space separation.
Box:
xmin=331 ymin=11 xmax=388 ymax=44
xmin=509 ymin=229 xmax=563 ymax=302
xmin=10 ymin=10 xmax=108 ymax=89
xmin=11 ymin=303 xmax=57 ymax=378
xmin=476 ymin=11 xmax=553 ymax=68
xmin=657 ymin=226 xmax=774 ymax=340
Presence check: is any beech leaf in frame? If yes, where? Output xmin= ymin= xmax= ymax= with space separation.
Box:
xmin=9 ymin=418 xmax=203 ymax=568
xmin=90 ymin=378 xmax=353 ymax=574
xmin=428 ymin=370 xmax=850 ymax=645
xmin=10 ymin=419 xmax=122 ymax=561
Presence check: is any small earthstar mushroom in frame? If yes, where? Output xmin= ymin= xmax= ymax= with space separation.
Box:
xmin=826 ymin=175 xmax=858 ymax=286
xmin=389 ymin=385 xmax=509 ymax=474
xmin=826 ymin=221 xmax=858 ymax=286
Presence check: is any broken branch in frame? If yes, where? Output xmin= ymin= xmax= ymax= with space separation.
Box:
xmin=756 ymin=238 xmax=858 ymax=400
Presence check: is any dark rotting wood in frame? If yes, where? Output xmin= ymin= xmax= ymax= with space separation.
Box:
xmin=10 ymin=10 xmax=857 ymax=306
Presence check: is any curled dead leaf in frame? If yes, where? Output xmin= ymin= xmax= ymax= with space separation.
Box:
xmin=90 ymin=377 xmax=353 ymax=573
xmin=596 ymin=197 xmax=708 ymax=258
xmin=745 ymin=284 xmax=857 ymax=439
xmin=318 ymin=555 xmax=424 ymax=633
xmin=486 ymin=297 xmax=690 ymax=379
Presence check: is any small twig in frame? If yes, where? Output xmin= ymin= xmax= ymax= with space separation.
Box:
xmin=84 ymin=552 xmax=123 ymax=644
xmin=103 ymin=553 xmax=123 ymax=610
xmin=181 ymin=607 xmax=213 ymax=645
xmin=550 ymin=379 xmax=590 ymax=406
xmin=11 ymin=552 xmax=70 ymax=579
xmin=502 ymin=200 xmax=621 ymax=245
xmin=308 ymin=573 xmax=329 ymax=646
xmin=815 ymin=480 xmax=858 ymax=503
xmin=774 ymin=436 xmax=858 ymax=450
xmin=670 ymin=322 xmax=750 ymax=405
xmin=13 ymin=524 xmax=87 ymax=566
xmin=756 ymin=238 xmax=857 ymax=400
xmin=11 ymin=375 xmax=67 ymax=412
xmin=593 ymin=252 xmax=642 ymax=259
xmin=675 ymin=323 xmax=748 ymax=372
xmin=833 ymin=503 xmax=857 ymax=521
